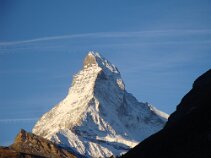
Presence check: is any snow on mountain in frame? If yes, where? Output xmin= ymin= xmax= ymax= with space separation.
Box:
xmin=32 ymin=52 xmax=169 ymax=158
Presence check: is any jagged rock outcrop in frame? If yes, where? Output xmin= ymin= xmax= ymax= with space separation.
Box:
xmin=122 ymin=69 xmax=211 ymax=158
xmin=0 ymin=129 xmax=76 ymax=158
xmin=33 ymin=52 xmax=168 ymax=157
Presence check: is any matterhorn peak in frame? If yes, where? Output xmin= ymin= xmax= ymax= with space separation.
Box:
xmin=83 ymin=51 xmax=120 ymax=75
xmin=33 ymin=52 xmax=168 ymax=158
xmin=83 ymin=52 xmax=98 ymax=68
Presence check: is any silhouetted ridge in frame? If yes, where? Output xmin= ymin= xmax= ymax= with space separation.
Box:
xmin=193 ymin=69 xmax=211 ymax=88
xmin=122 ymin=69 xmax=211 ymax=158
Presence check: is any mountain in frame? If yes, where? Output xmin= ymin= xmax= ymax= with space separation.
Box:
xmin=0 ymin=129 xmax=76 ymax=158
xmin=32 ymin=52 xmax=168 ymax=158
xmin=121 ymin=69 xmax=211 ymax=158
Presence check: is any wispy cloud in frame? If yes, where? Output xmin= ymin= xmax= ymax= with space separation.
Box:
xmin=0 ymin=69 xmax=47 ymax=75
xmin=0 ymin=29 xmax=211 ymax=46
xmin=0 ymin=118 xmax=38 ymax=123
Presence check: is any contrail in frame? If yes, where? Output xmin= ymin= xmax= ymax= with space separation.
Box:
xmin=1 ymin=29 xmax=210 ymax=46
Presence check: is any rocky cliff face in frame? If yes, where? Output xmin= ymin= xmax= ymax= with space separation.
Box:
xmin=32 ymin=52 xmax=168 ymax=158
xmin=122 ymin=69 xmax=211 ymax=158
xmin=0 ymin=129 xmax=76 ymax=158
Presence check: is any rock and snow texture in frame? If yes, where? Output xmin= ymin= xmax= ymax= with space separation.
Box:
xmin=33 ymin=52 xmax=169 ymax=158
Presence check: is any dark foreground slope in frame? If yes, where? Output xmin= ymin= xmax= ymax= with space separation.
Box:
xmin=122 ymin=69 xmax=211 ymax=158
xmin=0 ymin=129 xmax=76 ymax=158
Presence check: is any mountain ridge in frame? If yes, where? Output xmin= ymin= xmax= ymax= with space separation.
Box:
xmin=0 ymin=129 xmax=76 ymax=158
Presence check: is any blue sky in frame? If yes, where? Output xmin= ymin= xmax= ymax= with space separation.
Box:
xmin=0 ymin=0 xmax=211 ymax=145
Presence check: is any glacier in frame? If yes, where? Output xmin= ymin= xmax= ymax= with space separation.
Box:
xmin=33 ymin=52 xmax=168 ymax=158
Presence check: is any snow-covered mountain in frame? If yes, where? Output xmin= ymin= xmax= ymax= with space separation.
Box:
xmin=33 ymin=52 xmax=168 ymax=158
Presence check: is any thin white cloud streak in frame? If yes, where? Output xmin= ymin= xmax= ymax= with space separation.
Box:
xmin=0 ymin=118 xmax=38 ymax=123
xmin=0 ymin=69 xmax=47 ymax=75
xmin=0 ymin=29 xmax=211 ymax=46
xmin=90 ymin=40 xmax=211 ymax=48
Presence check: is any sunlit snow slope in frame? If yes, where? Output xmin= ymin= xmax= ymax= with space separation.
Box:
xmin=33 ymin=52 xmax=168 ymax=158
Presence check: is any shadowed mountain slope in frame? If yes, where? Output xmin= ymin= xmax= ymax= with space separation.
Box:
xmin=122 ymin=69 xmax=211 ymax=158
